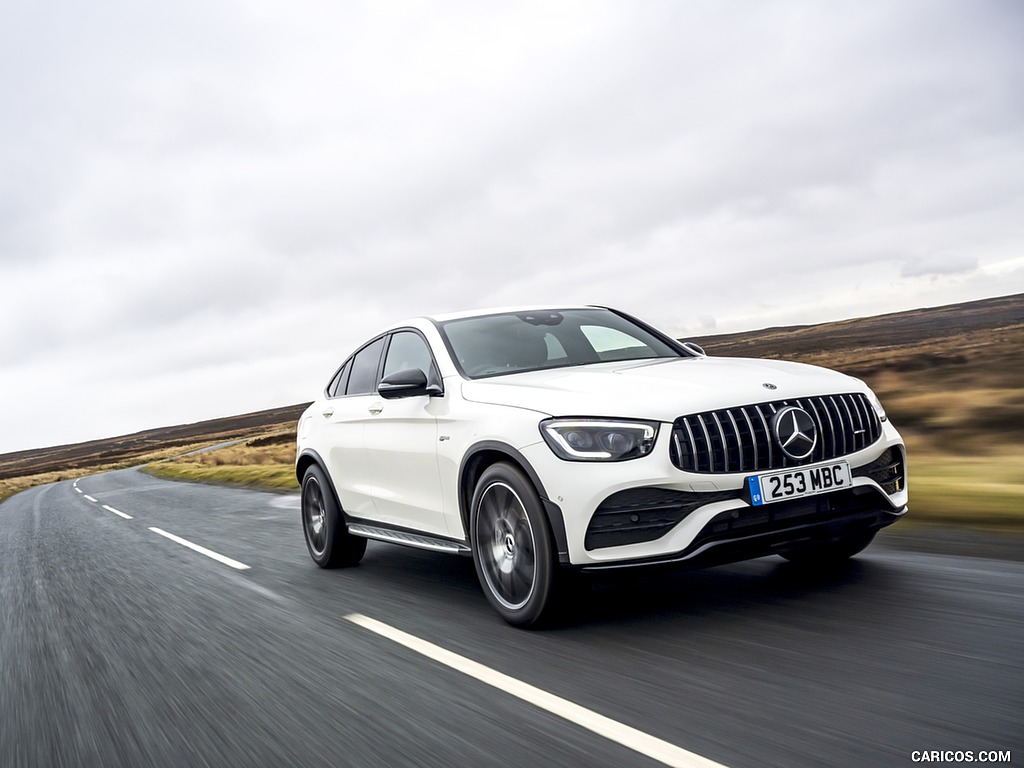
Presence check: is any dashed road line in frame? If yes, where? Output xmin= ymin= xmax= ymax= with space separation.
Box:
xmin=346 ymin=613 xmax=728 ymax=768
xmin=72 ymin=486 xmax=248 ymax=570
xmin=102 ymin=504 xmax=133 ymax=520
xmin=75 ymin=488 xmax=83 ymax=494
xmin=149 ymin=527 xmax=251 ymax=571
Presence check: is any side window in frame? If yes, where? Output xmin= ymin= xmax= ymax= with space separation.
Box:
xmin=345 ymin=337 xmax=385 ymax=395
xmin=327 ymin=360 xmax=351 ymax=398
xmin=382 ymin=331 xmax=434 ymax=379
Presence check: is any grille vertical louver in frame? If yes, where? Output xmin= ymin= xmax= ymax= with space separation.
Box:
xmin=670 ymin=393 xmax=882 ymax=474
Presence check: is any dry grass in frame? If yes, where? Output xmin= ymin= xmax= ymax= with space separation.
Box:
xmin=143 ymin=432 xmax=300 ymax=490
xmin=900 ymin=435 xmax=1024 ymax=529
xmin=143 ymin=463 xmax=299 ymax=490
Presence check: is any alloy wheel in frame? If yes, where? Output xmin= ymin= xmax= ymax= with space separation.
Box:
xmin=476 ymin=481 xmax=537 ymax=610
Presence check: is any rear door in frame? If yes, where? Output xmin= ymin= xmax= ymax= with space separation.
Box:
xmin=322 ymin=336 xmax=385 ymax=520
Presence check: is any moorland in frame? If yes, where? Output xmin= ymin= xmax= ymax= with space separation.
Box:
xmin=3 ymin=293 xmax=1021 ymax=529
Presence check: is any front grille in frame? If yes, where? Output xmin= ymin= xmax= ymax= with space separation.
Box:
xmin=670 ymin=393 xmax=882 ymax=474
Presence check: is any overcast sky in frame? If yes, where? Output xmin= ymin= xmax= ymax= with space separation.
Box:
xmin=2 ymin=0 xmax=1022 ymax=454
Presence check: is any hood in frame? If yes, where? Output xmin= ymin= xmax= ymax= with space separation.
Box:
xmin=459 ymin=356 xmax=866 ymax=421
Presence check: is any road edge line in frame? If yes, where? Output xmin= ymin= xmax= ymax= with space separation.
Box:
xmin=345 ymin=613 xmax=728 ymax=768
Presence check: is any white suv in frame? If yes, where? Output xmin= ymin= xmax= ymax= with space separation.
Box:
xmin=296 ymin=306 xmax=907 ymax=626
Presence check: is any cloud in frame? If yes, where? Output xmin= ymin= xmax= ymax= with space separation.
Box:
xmin=1 ymin=0 xmax=1023 ymax=453
xmin=901 ymin=254 xmax=980 ymax=278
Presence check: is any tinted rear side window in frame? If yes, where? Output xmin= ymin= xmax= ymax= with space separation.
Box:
xmin=327 ymin=361 xmax=351 ymax=398
xmin=346 ymin=337 xmax=385 ymax=395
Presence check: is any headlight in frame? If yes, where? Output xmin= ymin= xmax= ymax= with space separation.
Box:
xmin=866 ymin=390 xmax=888 ymax=423
xmin=540 ymin=419 xmax=659 ymax=461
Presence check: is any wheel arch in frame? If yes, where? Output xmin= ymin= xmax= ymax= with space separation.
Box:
xmin=295 ymin=448 xmax=325 ymax=485
xmin=458 ymin=441 xmax=570 ymax=564
xmin=296 ymin=449 xmax=349 ymax=522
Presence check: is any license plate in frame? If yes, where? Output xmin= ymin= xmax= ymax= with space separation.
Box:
xmin=747 ymin=461 xmax=852 ymax=506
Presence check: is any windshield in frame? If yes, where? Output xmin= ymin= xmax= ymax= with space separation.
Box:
xmin=439 ymin=308 xmax=686 ymax=379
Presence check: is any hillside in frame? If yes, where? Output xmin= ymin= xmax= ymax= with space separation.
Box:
xmin=691 ymin=293 xmax=1024 ymax=448
xmin=3 ymin=293 xmax=1022 ymax=524
xmin=0 ymin=403 xmax=309 ymax=481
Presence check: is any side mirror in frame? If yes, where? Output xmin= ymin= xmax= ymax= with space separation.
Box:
xmin=378 ymin=368 xmax=440 ymax=399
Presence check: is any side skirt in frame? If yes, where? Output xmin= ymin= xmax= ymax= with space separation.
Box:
xmin=347 ymin=523 xmax=472 ymax=556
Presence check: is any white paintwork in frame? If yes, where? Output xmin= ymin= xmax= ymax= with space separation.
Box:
xmin=298 ymin=306 xmax=907 ymax=567
xmin=460 ymin=356 xmax=864 ymax=422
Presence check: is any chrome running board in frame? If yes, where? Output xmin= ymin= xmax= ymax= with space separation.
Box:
xmin=347 ymin=524 xmax=471 ymax=555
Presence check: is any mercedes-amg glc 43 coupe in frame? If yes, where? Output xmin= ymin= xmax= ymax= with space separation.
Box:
xmin=296 ymin=306 xmax=907 ymax=625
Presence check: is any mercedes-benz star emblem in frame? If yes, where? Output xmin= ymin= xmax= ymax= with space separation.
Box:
xmin=772 ymin=406 xmax=817 ymax=461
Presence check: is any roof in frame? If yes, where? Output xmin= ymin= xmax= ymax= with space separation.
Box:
xmin=414 ymin=304 xmax=598 ymax=324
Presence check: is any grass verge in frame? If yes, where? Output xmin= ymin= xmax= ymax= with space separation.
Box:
xmin=142 ymin=432 xmax=299 ymax=491
xmin=143 ymin=463 xmax=299 ymax=490
xmin=902 ymin=452 xmax=1024 ymax=529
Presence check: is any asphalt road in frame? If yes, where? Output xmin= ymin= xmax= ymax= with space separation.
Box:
xmin=1 ymin=468 xmax=1021 ymax=768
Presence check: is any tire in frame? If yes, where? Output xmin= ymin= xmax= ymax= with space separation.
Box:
xmin=301 ymin=465 xmax=367 ymax=568
xmin=780 ymin=530 xmax=876 ymax=566
xmin=470 ymin=462 xmax=556 ymax=627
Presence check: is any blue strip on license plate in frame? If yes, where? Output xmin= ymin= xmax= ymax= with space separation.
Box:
xmin=747 ymin=476 xmax=765 ymax=506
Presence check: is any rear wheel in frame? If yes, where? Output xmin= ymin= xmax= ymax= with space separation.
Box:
xmin=301 ymin=465 xmax=366 ymax=568
xmin=781 ymin=530 xmax=876 ymax=566
xmin=471 ymin=463 xmax=556 ymax=627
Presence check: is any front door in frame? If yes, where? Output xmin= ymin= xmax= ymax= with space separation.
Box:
xmin=363 ymin=330 xmax=447 ymax=535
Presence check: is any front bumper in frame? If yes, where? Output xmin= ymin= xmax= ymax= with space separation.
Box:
xmin=578 ymin=491 xmax=906 ymax=572
xmin=520 ymin=419 xmax=908 ymax=567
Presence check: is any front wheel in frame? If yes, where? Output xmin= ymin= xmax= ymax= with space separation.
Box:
xmin=301 ymin=465 xmax=367 ymax=568
xmin=470 ymin=463 xmax=556 ymax=627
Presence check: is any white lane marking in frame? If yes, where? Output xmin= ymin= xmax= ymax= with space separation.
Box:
xmin=84 ymin=495 xmax=98 ymax=503
xmin=346 ymin=614 xmax=728 ymax=768
xmin=148 ymin=527 xmax=251 ymax=571
xmin=75 ymin=488 xmax=83 ymax=494
xmin=102 ymin=504 xmax=133 ymax=520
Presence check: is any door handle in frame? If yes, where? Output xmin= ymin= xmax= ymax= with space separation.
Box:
xmin=368 ymin=403 xmax=383 ymax=415
xmin=321 ymin=409 xmax=334 ymax=418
